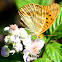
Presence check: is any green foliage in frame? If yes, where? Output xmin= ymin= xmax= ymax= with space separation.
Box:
xmin=45 ymin=41 xmax=62 ymax=62
xmin=46 ymin=7 xmax=62 ymax=39
xmin=15 ymin=0 xmax=41 ymax=10
xmin=42 ymin=52 xmax=48 ymax=58
xmin=15 ymin=0 xmax=51 ymax=10
xmin=31 ymin=36 xmax=37 ymax=40
xmin=39 ymin=0 xmax=51 ymax=6
xmin=33 ymin=52 xmax=52 ymax=62
xmin=33 ymin=58 xmax=52 ymax=62
xmin=25 ymin=29 xmax=30 ymax=34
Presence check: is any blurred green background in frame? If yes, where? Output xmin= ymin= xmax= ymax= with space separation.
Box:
xmin=0 ymin=0 xmax=62 ymax=62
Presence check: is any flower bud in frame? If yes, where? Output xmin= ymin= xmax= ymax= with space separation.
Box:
xmin=4 ymin=27 xmax=10 ymax=35
xmin=4 ymin=36 xmax=11 ymax=44
xmin=19 ymin=28 xmax=28 ymax=39
xmin=4 ymin=27 xmax=10 ymax=31
xmin=1 ymin=46 xmax=10 ymax=57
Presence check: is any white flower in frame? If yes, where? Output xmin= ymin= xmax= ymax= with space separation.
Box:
xmin=22 ymin=35 xmax=32 ymax=47
xmin=4 ymin=27 xmax=10 ymax=31
xmin=13 ymin=42 xmax=23 ymax=52
xmin=10 ymin=50 xmax=15 ymax=55
xmin=23 ymin=49 xmax=37 ymax=62
xmin=10 ymin=24 xmax=18 ymax=30
xmin=23 ymin=39 xmax=44 ymax=56
xmin=11 ymin=28 xmax=19 ymax=35
xmin=19 ymin=28 xmax=28 ymax=39
xmin=4 ymin=27 xmax=10 ymax=35
xmin=29 ymin=39 xmax=44 ymax=56
xmin=23 ymin=38 xmax=44 ymax=62
xmin=23 ymin=49 xmax=30 ymax=62
xmin=9 ymin=24 xmax=19 ymax=35
xmin=27 ymin=56 xmax=37 ymax=62
xmin=10 ymin=35 xmax=20 ymax=43
xmin=10 ymin=35 xmax=15 ymax=42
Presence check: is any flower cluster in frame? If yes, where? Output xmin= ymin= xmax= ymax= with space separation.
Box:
xmin=1 ymin=24 xmax=44 ymax=62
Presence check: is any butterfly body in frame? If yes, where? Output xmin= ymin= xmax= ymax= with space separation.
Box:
xmin=18 ymin=3 xmax=60 ymax=38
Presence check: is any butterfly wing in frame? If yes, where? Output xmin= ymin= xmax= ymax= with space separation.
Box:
xmin=18 ymin=4 xmax=46 ymax=36
xmin=40 ymin=3 xmax=60 ymax=33
xmin=18 ymin=4 xmax=35 ymax=31
xmin=31 ymin=4 xmax=46 ymax=35
xmin=19 ymin=19 xmax=28 ymax=27
xmin=18 ymin=3 xmax=60 ymax=36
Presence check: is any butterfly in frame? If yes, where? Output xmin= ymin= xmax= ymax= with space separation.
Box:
xmin=18 ymin=3 xmax=60 ymax=38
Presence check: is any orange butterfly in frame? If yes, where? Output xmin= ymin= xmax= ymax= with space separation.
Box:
xmin=18 ymin=3 xmax=60 ymax=38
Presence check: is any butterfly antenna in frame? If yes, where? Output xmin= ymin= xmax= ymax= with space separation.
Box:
xmin=44 ymin=35 xmax=57 ymax=36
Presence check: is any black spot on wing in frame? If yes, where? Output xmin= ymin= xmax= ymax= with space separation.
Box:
xmin=49 ymin=15 xmax=51 ymax=16
xmin=46 ymin=18 xmax=48 ymax=19
xmin=46 ymin=22 xmax=48 ymax=23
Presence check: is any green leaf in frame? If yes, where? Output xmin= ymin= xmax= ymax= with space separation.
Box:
xmin=45 ymin=41 xmax=62 ymax=62
xmin=46 ymin=7 xmax=62 ymax=39
xmin=39 ymin=0 xmax=51 ymax=6
xmin=15 ymin=0 xmax=41 ymax=10
xmin=25 ymin=29 xmax=30 ymax=34
xmin=49 ymin=41 xmax=62 ymax=55
xmin=15 ymin=0 xmax=51 ymax=10
xmin=42 ymin=52 xmax=48 ymax=58
xmin=33 ymin=58 xmax=52 ymax=62
xmin=31 ymin=36 xmax=37 ymax=40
